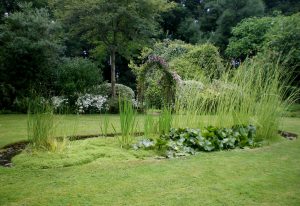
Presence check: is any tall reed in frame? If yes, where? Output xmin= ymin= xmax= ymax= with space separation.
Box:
xmin=119 ymin=99 xmax=137 ymax=147
xmin=100 ymin=113 xmax=110 ymax=137
xmin=27 ymin=96 xmax=56 ymax=150
xmin=27 ymin=95 xmax=70 ymax=151
xmin=144 ymin=109 xmax=158 ymax=137
xmin=158 ymin=106 xmax=172 ymax=135
xmin=174 ymin=52 xmax=298 ymax=141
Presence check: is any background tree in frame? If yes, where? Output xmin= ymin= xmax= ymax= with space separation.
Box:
xmin=264 ymin=13 xmax=300 ymax=86
xmin=226 ymin=16 xmax=275 ymax=59
xmin=177 ymin=18 xmax=203 ymax=44
xmin=263 ymin=0 xmax=300 ymax=15
xmin=160 ymin=3 xmax=189 ymax=39
xmin=55 ymin=0 xmax=171 ymax=98
xmin=0 ymin=3 xmax=64 ymax=109
xmin=207 ymin=0 xmax=265 ymax=51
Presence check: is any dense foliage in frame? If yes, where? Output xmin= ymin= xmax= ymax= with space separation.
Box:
xmin=170 ymin=43 xmax=224 ymax=79
xmin=226 ymin=16 xmax=275 ymax=59
xmin=0 ymin=0 xmax=299 ymax=112
xmin=54 ymin=58 xmax=103 ymax=95
xmin=134 ymin=125 xmax=258 ymax=158
xmin=226 ymin=13 xmax=300 ymax=86
xmin=0 ymin=4 xmax=63 ymax=110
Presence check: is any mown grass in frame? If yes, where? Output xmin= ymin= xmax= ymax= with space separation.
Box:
xmin=285 ymin=103 xmax=300 ymax=118
xmin=0 ymin=114 xmax=299 ymax=148
xmin=0 ymin=114 xmax=134 ymax=148
xmin=0 ymin=115 xmax=299 ymax=205
xmin=0 ymin=127 xmax=299 ymax=205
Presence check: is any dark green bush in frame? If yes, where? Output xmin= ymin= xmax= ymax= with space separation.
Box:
xmin=54 ymin=57 xmax=103 ymax=95
xmin=0 ymin=84 xmax=16 ymax=110
xmin=107 ymin=98 xmax=119 ymax=114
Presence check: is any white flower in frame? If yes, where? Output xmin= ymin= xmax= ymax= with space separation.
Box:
xmin=76 ymin=94 xmax=108 ymax=113
xmin=51 ymin=96 xmax=68 ymax=109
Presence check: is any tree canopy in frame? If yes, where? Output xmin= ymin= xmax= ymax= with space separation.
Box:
xmin=52 ymin=0 xmax=172 ymax=97
xmin=0 ymin=3 xmax=63 ymax=105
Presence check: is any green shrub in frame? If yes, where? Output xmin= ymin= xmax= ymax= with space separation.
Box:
xmin=88 ymin=83 xmax=135 ymax=113
xmin=143 ymin=69 xmax=164 ymax=108
xmin=107 ymin=98 xmax=120 ymax=114
xmin=144 ymin=39 xmax=193 ymax=62
xmin=176 ymin=80 xmax=205 ymax=101
xmin=90 ymin=83 xmax=135 ymax=100
xmin=170 ymin=43 xmax=224 ymax=80
xmin=0 ymin=84 xmax=16 ymax=110
xmin=55 ymin=57 xmax=103 ymax=95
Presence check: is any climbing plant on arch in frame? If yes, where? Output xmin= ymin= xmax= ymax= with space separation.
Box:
xmin=136 ymin=55 xmax=181 ymax=108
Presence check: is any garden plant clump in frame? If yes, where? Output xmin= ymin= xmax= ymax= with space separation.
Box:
xmin=134 ymin=125 xmax=259 ymax=158
xmin=75 ymin=94 xmax=108 ymax=114
xmin=119 ymin=99 xmax=137 ymax=147
xmin=27 ymin=96 xmax=67 ymax=151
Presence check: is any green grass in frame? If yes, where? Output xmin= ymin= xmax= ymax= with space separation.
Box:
xmin=0 ymin=115 xmax=299 ymax=205
xmin=0 ymin=114 xmax=299 ymax=148
xmin=0 ymin=114 xmax=144 ymax=148
xmin=285 ymin=103 xmax=300 ymax=118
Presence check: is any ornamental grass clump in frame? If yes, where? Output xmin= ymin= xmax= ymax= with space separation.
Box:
xmin=158 ymin=106 xmax=173 ymax=135
xmin=174 ymin=52 xmax=298 ymax=142
xmin=27 ymin=96 xmax=67 ymax=151
xmin=144 ymin=110 xmax=157 ymax=138
xmin=119 ymin=99 xmax=137 ymax=147
xmin=214 ymin=55 xmax=297 ymax=141
xmin=100 ymin=113 xmax=110 ymax=137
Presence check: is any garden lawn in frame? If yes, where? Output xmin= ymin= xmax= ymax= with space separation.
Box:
xmin=0 ymin=115 xmax=299 ymax=205
xmin=1 ymin=114 xmax=298 ymax=148
xmin=0 ymin=114 xmax=130 ymax=148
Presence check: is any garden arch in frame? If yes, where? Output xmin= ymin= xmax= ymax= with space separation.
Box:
xmin=137 ymin=55 xmax=181 ymax=108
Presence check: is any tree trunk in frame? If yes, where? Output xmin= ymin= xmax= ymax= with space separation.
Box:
xmin=111 ymin=49 xmax=116 ymax=98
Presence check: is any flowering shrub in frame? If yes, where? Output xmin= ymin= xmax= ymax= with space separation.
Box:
xmin=171 ymin=71 xmax=182 ymax=84
xmin=89 ymin=83 xmax=135 ymax=99
xmin=147 ymin=55 xmax=168 ymax=68
xmin=51 ymin=96 xmax=68 ymax=110
xmin=131 ymin=99 xmax=139 ymax=108
xmin=75 ymin=94 xmax=108 ymax=114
